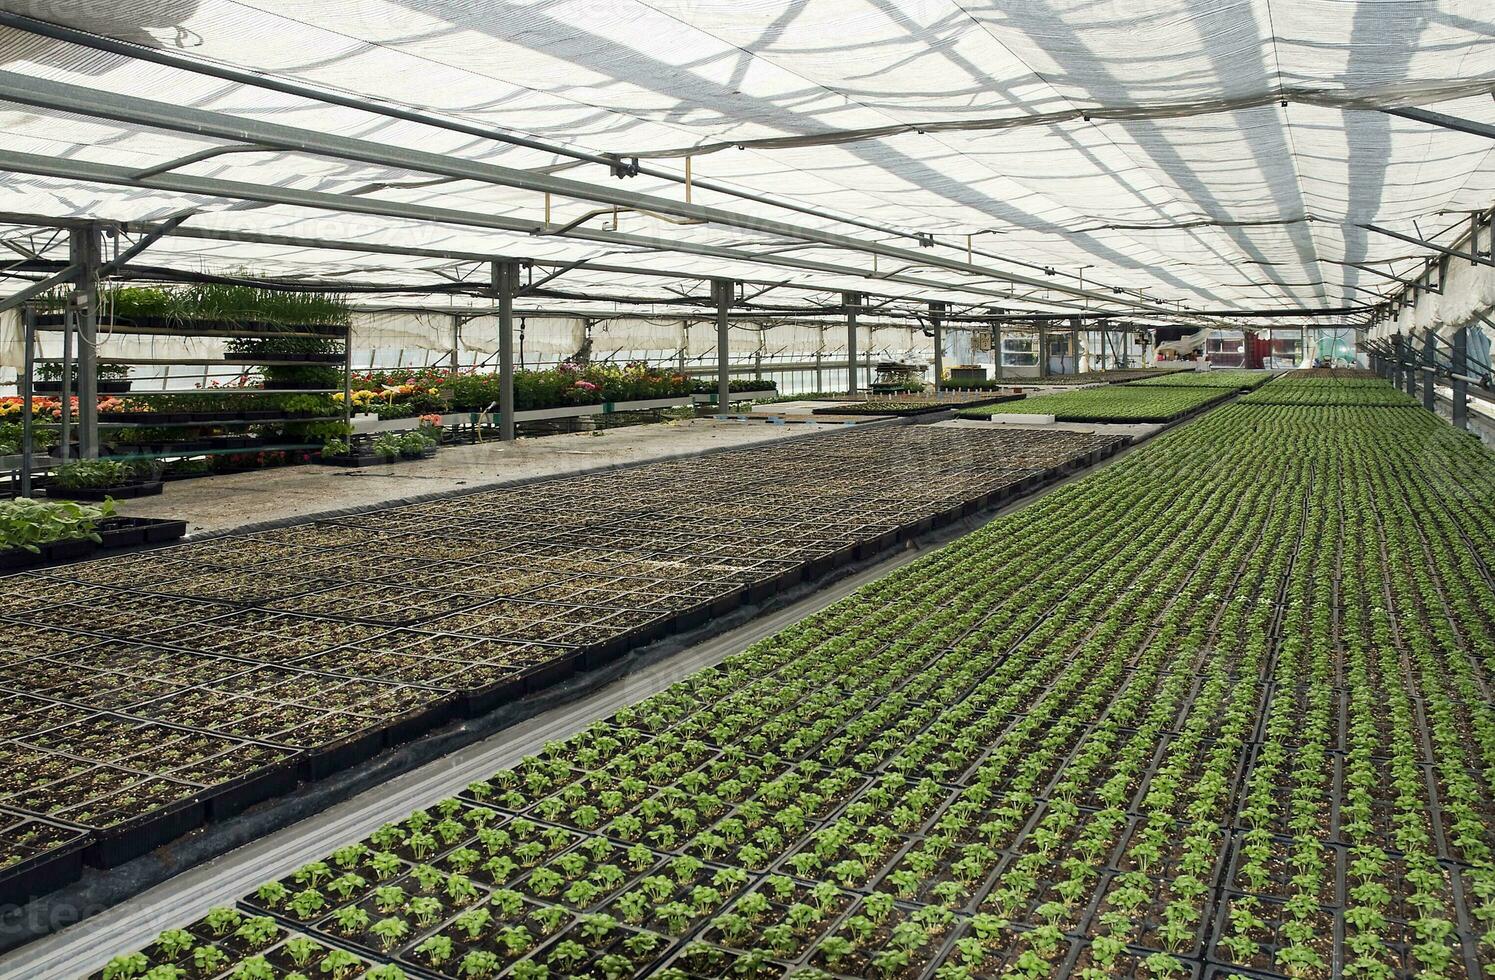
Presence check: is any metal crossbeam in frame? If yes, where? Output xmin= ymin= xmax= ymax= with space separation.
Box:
xmin=0 ymin=69 xmax=1185 ymax=318
xmin=0 ymin=149 xmax=1127 ymax=319
xmin=1362 ymin=223 xmax=1495 ymax=268
xmin=1382 ymin=106 xmax=1495 ymax=142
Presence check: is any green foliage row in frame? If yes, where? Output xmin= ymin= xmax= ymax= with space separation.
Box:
xmin=0 ymin=497 xmax=114 ymax=552
xmin=958 ymin=384 xmax=1226 ymax=422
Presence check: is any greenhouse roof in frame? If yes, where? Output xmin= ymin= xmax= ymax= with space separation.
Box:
xmin=0 ymin=1 xmax=1491 ymax=328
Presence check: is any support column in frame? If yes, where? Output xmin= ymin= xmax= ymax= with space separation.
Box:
xmin=492 ymin=259 xmax=521 ymax=441
xmin=70 ymin=226 xmax=101 ymax=459
xmin=58 ymin=298 xmax=72 ymax=462
xmin=1392 ymin=335 xmax=1404 ymax=389
xmin=1072 ymin=321 xmax=1081 ymax=375
xmin=20 ymin=306 xmax=34 ymax=496
xmin=1038 ymin=326 xmax=1049 ymax=379
xmin=929 ymin=301 xmax=945 ymax=393
xmin=343 ymin=323 xmax=353 ymax=436
xmin=714 ymin=279 xmax=733 ymax=410
xmin=1422 ymin=331 xmax=1436 ymax=412
xmin=1452 ymin=326 xmax=1469 ymax=430
xmin=844 ymin=291 xmax=860 ymax=395
xmin=449 ymin=315 xmax=460 ymax=371
xmin=993 ymin=323 xmax=1003 ymax=381
xmin=1403 ymin=335 xmax=1417 ymax=398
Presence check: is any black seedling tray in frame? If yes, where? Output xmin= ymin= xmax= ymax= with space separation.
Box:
xmin=43 ymin=481 xmax=164 ymax=501
xmin=0 ymin=810 xmax=91 ymax=905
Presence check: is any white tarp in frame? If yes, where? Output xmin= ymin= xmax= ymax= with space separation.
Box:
xmin=0 ymin=1 xmax=1490 ymax=333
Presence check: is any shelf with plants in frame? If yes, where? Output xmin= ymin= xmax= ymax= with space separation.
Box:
xmin=0 ymin=425 xmax=1125 ymax=914
xmin=19 ymin=285 xmax=354 ymax=482
xmin=958 ymin=384 xmax=1232 ymax=423
xmin=32 ymin=361 xmax=133 ymax=396
xmin=74 ymin=391 xmax=1495 ymax=980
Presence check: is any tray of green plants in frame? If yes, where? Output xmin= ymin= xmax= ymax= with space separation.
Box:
xmin=967 ymin=367 xmax=1193 ymax=388
xmin=1239 ymin=372 xmax=1421 ymax=407
xmin=0 ymin=806 xmax=89 ymax=906
xmin=33 ymin=284 xmax=351 ymax=334
xmin=811 ymin=394 xmax=1023 ymax=417
xmin=0 ymin=496 xmax=118 ymax=570
xmin=958 ymin=384 xmax=1230 ymax=423
xmin=320 ymin=430 xmax=440 ymax=468
xmin=76 ymin=400 xmax=1495 ymax=979
xmin=42 ymin=459 xmax=164 ymax=501
xmin=1126 ymin=370 xmax=1277 ymax=391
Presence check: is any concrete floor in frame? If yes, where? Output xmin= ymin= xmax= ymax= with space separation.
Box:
xmin=113 ymin=418 xmax=838 ymax=536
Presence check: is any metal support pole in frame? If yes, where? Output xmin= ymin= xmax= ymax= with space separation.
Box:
xmin=1038 ymin=326 xmax=1049 ymax=379
xmin=58 ymin=302 xmax=72 ymax=463
xmin=449 ymin=315 xmax=460 ymax=371
xmin=844 ymin=291 xmax=860 ymax=395
xmin=1403 ymin=336 xmax=1417 ymax=397
xmin=714 ymin=279 xmax=733 ymax=411
xmin=1452 ymin=326 xmax=1469 ymax=430
xmin=71 ymin=226 xmax=100 ymax=459
xmin=1422 ymin=331 xmax=1436 ymax=412
xmin=930 ymin=301 xmax=945 ymax=393
xmin=1072 ymin=323 xmax=1080 ymax=375
xmin=343 ymin=324 xmax=353 ymax=435
xmin=814 ymin=348 xmax=823 ymax=393
xmin=493 ymin=259 xmax=520 ymax=441
xmin=993 ymin=323 xmax=1003 ymax=380
xmin=20 ymin=306 xmax=34 ymax=496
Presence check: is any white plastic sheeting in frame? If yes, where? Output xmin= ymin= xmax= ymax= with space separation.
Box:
xmin=0 ymin=1 xmax=1488 ymax=334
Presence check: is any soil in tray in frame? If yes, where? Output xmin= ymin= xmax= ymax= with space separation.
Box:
xmin=509 ymin=835 xmax=654 ymax=912
xmin=945 ymin=921 xmax=1075 ymax=980
xmin=1086 ymin=870 xmax=1216 ymax=960
xmin=602 ymin=857 xmax=750 ymax=937
xmin=245 ymin=803 xmax=507 ymax=917
xmin=95 ymin=929 xmax=370 ymax=980
xmin=1068 ymin=942 xmax=1199 ymax=979
xmin=664 ymin=941 xmax=794 ymax=980
xmin=1210 ymin=892 xmax=1338 ymax=980
xmin=1224 ymin=832 xmax=1340 ymax=907
xmin=394 ymin=895 xmax=573 ymax=978
xmin=308 ymin=864 xmax=490 ymax=959
xmin=807 ymin=897 xmax=959 ymax=980
xmin=696 ymin=876 xmax=854 ymax=961
xmin=451 ymin=918 xmax=668 ymax=980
